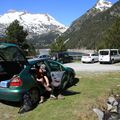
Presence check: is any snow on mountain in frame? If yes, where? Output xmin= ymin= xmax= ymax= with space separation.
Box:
xmin=0 ymin=10 xmax=67 ymax=35
xmin=95 ymin=0 xmax=112 ymax=11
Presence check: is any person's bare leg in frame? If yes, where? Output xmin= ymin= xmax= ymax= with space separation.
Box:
xmin=39 ymin=96 xmax=44 ymax=103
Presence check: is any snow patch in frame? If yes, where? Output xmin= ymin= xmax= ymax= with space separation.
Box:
xmin=0 ymin=10 xmax=67 ymax=34
xmin=95 ymin=0 xmax=112 ymax=11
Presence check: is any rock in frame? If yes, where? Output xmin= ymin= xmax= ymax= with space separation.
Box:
xmin=93 ymin=108 xmax=104 ymax=120
xmin=107 ymin=96 xmax=118 ymax=113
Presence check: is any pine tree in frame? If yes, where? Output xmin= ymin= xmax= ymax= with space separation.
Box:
xmin=5 ymin=20 xmax=28 ymax=47
xmin=5 ymin=20 xmax=36 ymax=56
xmin=50 ymin=37 xmax=67 ymax=53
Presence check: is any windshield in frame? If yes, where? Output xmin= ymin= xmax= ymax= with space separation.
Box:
xmin=99 ymin=51 xmax=109 ymax=55
xmin=0 ymin=46 xmax=26 ymax=61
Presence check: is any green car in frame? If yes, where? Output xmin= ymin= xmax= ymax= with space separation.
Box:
xmin=0 ymin=42 xmax=75 ymax=104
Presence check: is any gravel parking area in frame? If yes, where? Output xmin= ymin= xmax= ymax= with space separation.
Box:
xmin=64 ymin=62 xmax=120 ymax=72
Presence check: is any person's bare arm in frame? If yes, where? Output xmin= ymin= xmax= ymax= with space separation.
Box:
xmin=44 ymin=76 xmax=50 ymax=86
xmin=36 ymin=78 xmax=43 ymax=82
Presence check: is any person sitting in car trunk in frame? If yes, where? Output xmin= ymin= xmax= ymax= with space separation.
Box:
xmin=36 ymin=64 xmax=52 ymax=103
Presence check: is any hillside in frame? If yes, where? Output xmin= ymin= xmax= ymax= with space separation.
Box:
xmin=60 ymin=0 xmax=120 ymax=49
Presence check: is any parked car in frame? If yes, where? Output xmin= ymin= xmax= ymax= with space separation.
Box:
xmin=81 ymin=53 xmax=99 ymax=63
xmin=52 ymin=52 xmax=73 ymax=63
xmin=99 ymin=49 xmax=120 ymax=64
xmin=0 ymin=42 xmax=75 ymax=104
xmin=36 ymin=54 xmax=51 ymax=59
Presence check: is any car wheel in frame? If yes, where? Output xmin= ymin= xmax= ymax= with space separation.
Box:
xmin=110 ymin=59 xmax=114 ymax=64
xmin=91 ymin=59 xmax=94 ymax=63
xmin=29 ymin=88 xmax=40 ymax=105
xmin=68 ymin=74 xmax=74 ymax=85
xmin=63 ymin=74 xmax=74 ymax=89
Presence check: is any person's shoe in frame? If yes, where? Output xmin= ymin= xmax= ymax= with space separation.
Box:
xmin=57 ymin=94 xmax=64 ymax=99
xmin=50 ymin=94 xmax=57 ymax=100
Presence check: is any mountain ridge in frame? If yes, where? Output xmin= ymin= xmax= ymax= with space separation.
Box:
xmin=60 ymin=0 xmax=119 ymax=49
xmin=0 ymin=10 xmax=67 ymax=35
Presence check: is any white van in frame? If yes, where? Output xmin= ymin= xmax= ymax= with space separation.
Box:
xmin=99 ymin=49 xmax=120 ymax=64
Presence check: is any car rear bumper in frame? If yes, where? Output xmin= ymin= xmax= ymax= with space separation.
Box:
xmin=81 ymin=58 xmax=92 ymax=62
xmin=0 ymin=88 xmax=26 ymax=102
xmin=99 ymin=57 xmax=110 ymax=62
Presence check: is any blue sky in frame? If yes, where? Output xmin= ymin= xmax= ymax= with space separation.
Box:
xmin=0 ymin=0 xmax=118 ymax=26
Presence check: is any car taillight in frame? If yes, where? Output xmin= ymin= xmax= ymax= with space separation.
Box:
xmin=10 ymin=76 xmax=22 ymax=87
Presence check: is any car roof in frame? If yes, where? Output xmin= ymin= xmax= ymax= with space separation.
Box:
xmin=28 ymin=58 xmax=48 ymax=65
xmin=39 ymin=54 xmax=50 ymax=56
xmin=0 ymin=42 xmax=17 ymax=49
xmin=99 ymin=49 xmax=119 ymax=51
xmin=52 ymin=51 xmax=69 ymax=55
xmin=28 ymin=57 xmax=62 ymax=66
xmin=83 ymin=52 xmax=97 ymax=55
xmin=38 ymin=54 xmax=50 ymax=57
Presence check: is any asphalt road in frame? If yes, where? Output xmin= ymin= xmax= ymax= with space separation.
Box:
xmin=64 ymin=62 xmax=120 ymax=72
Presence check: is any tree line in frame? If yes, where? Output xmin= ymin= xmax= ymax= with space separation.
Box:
xmin=98 ymin=16 xmax=120 ymax=49
xmin=0 ymin=17 xmax=120 ymax=56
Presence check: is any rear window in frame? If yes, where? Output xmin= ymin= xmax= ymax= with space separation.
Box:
xmin=99 ymin=51 xmax=109 ymax=55
xmin=58 ymin=53 xmax=69 ymax=57
xmin=91 ymin=53 xmax=98 ymax=56
xmin=64 ymin=53 xmax=69 ymax=57
xmin=83 ymin=54 xmax=90 ymax=56
xmin=0 ymin=46 xmax=25 ymax=61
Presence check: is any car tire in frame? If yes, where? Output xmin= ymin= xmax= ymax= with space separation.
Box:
xmin=29 ymin=88 xmax=40 ymax=105
xmin=91 ymin=59 xmax=94 ymax=63
xmin=68 ymin=74 xmax=74 ymax=86
xmin=110 ymin=59 xmax=114 ymax=64
xmin=64 ymin=74 xmax=74 ymax=89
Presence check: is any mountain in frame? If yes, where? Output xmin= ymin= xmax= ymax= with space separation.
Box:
xmin=0 ymin=10 xmax=67 ymax=48
xmin=95 ymin=0 xmax=112 ymax=11
xmin=61 ymin=0 xmax=118 ymax=49
xmin=0 ymin=10 xmax=67 ymax=34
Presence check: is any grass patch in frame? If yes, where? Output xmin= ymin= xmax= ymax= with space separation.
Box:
xmin=0 ymin=72 xmax=120 ymax=120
